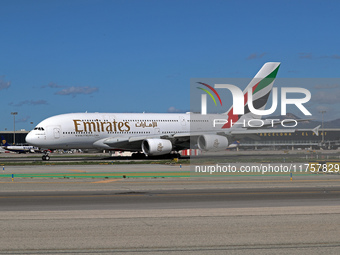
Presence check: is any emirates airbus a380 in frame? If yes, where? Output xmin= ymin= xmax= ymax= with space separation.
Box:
xmin=26 ymin=62 xmax=289 ymax=161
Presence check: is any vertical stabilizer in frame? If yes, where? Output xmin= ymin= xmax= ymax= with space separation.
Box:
xmin=1 ymin=136 xmax=9 ymax=146
xmin=223 ymin=62 xmax=280 ymax=129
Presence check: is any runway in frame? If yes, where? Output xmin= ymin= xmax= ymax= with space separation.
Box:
xmin=0 ymin=164 xmax=340 ymax=254
xmin=1 ymin=186 xmax=340 ymax=211
xmin=1 ymin=148 xmax=339 ymax=163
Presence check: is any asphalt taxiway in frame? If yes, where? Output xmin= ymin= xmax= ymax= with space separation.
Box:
xmin=0 ymin=163 xmax=340 ymax=254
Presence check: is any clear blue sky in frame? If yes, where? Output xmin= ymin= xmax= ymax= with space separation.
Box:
xmin=1 ymin=0 xmax=340 ymax=131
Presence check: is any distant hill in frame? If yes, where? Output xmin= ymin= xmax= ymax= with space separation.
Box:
xmin=324 ymin=118 xmax=340 ymax=128
xmin=267 ymin=113 xmax=340 ymax=129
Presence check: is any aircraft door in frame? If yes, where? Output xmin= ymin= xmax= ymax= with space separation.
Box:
xmin=54 ymin=128 xmax=61 ymax=139
xmin=180 ymin=116 xmax=186 ymax=126
xmin=180 ymin=116 xmax=187 ymax=131
xmin=154 ymin=128 xmax=160 ymax=135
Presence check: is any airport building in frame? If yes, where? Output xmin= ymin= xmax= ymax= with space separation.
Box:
xmin=237 ymin=129 xmax=340 ymax=150
xmin=0 ymin=130 xmax=29 ymax=145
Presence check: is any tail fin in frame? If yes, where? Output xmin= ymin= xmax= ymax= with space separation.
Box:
xmin=223 ymin=62 xmax=280 ymax=128
xmin=1 ymin=136 xmax=9 ymax=146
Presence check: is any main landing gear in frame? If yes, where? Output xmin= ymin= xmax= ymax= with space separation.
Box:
xmin=131 ymin=152 xmax=146 ymax=159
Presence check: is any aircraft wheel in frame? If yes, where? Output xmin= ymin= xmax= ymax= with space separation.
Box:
xmin=174 ymin=153 xmax=181 ymax=158
xmin=132 ymin=152 xmax=146 ymax=159
xmin=42 ymin=155 xmax=50 ymax=161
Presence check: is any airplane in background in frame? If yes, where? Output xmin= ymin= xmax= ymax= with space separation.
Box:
xmin=26 ymin=62 xmax=312 ymax=161
xmin=227 ymin=141 xmax=240 ymax=149
xmin=1 ymin=136 xmax=40 ymax=154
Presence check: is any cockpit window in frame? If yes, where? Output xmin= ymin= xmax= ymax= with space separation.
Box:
xmin=34 ymin=127 xmax=45 ymax=131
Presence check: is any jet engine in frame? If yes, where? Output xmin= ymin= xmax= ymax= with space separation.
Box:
xmin=142 ymin=139 xmax=173 ymax=156
xmin=197 ymin=135 xmax=228 ymax=151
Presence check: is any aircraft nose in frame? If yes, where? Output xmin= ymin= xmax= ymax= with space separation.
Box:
xmin=25 ymin=132 xmax=35 ymax=145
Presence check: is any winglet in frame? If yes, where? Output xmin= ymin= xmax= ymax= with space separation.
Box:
xmin=312 ymin=125 xmax=321 ymax=136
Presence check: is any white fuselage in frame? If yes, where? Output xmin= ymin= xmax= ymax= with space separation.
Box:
xmin=1 ymin=145 xmax=39 ymax=153
xmin=26 ymin=112 xmax=210 ymax=150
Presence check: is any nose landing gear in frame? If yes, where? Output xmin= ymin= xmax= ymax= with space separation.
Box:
xmin=42 ymin=152 xmax=50 ymax=161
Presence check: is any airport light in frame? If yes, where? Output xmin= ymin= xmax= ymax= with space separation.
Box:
xmin=11 ymin=112 xmax=18 ymax=145
xmin=320 ymin=110 xmax=326 ymax=145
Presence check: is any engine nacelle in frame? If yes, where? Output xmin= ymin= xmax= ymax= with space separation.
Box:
xmin=197 ymin=135 xmax=228 ymax=151
xmin=142 ymin=139 xmax=173 ymax=156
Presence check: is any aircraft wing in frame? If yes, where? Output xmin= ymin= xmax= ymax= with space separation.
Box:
xmin=95 ymin=133 xmax=192 ymax=152
xmin=98 ymin=124 xmax=320 ymax=151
